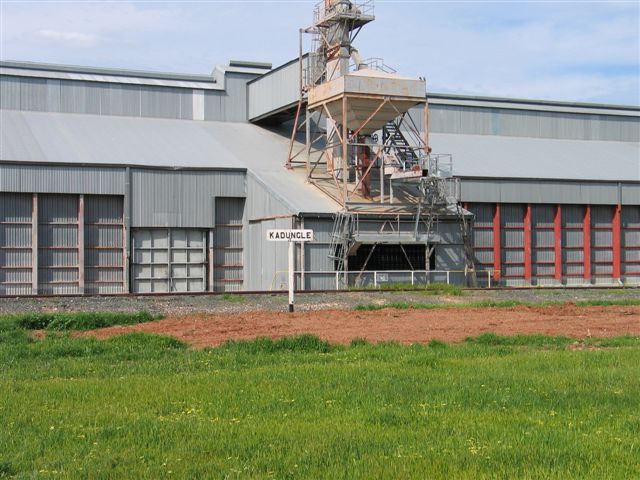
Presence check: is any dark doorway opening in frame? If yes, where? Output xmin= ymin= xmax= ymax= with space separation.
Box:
xmin=345 ymin=244 xmax=427 ymax=271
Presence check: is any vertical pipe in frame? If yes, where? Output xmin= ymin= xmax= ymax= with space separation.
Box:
xmin=208 ymin=229 xmax=214 ymax=292
xmin=380 ymin=149 xmax=384 ymax=204
xmin=78 ymin=194 xmax=85 ymax=294
xmin=583 ymin=205 xmax=591 ymax=283
xmin=493 ymin=203 xmax=501 ymax=281
xmin=524 ymin=203 xmax=532 ymax=282
xmin=288 ymin=240 xmax=294 ymax=312
xmin=31 ymin=193 xmax=38 ymax=295
xmin=305 ymin=107 xmax=311 ymax=178
xmin=167 ymin=228 xmax=172 ymax=292
xmin=341 ymin=96 xmax=348 ymax=204
xmin=124 ymin=166 xmax=131 ymax=293
xmin=554 ymin=204 xmax=562 ymax=283
xmin=424 ymin=99 xmax=430 ymax=153
xmin=612 ymin=204 xmax=621 ymax=281
xmin=300 ymin=217 xmax=306 ymax=291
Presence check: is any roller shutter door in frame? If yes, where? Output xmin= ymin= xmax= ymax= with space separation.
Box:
xmin=0 ymin=193 xmax=33 ymax=295
xmin=132 ymin=229 xmax=206 ymax=293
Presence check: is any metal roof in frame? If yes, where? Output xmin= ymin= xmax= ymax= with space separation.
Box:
xmin=431 ymin=132 xmax=640 ymax=182
xmin=1 ymin=110 xmax=637 ymax=217
xmin=426 ymin=93 xmax=640 ymax=117
xmin=0 ymin=60 xmax=272 ymax=91
xmin=0 ymin=109 xmax=338 ymax=214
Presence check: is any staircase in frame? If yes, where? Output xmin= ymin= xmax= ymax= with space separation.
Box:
xmin=383 ymin=121 xmax=419 ymax=168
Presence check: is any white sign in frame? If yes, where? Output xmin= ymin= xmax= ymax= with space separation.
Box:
xmin=266 ymin=229 xmax=314 ymax=242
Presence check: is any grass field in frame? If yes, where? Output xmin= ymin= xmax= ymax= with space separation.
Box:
xmin=1 ymin=320 xmax=639 ymax=479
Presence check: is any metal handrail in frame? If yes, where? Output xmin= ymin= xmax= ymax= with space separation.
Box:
xmin=270 ymin=269 xmax=500 ymax=290
xmin=314 ymin=0 xmax=375 ymax=25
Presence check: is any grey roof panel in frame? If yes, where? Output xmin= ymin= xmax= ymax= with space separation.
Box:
xmin=0 ymin=109 xmax=338 ymax=214
xmin=1 ymin=110 xmax=637 ymax=217
xmin=0 ymin=110 xmax=242 ymax=168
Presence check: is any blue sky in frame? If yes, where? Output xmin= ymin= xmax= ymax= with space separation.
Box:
xmin=1 ymin=1 xmax=638 ymax=105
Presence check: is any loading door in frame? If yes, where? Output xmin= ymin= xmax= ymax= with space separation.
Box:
xmin=214 ymin=198 xmax=245 ymax=292
xmin=132 ymin=229 xmax=206 ymax=293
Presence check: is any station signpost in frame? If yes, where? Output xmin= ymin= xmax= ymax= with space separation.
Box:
xmin=266 ymin=229 xmax=314 ymax=312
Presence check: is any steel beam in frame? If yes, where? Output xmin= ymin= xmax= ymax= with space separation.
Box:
xmin=612 ymin=204 xmax=622 ymax=280
xmin=554 ymin=204 xmax=562 ymax=282
xmin=583 ymin=205 xmax=591 ymax=282
xmin=493 ymin=203 xmax=501 ymax=281
xmin=524 ymin=204 xmax=532 ymax=281
xmin=31 ymin=193 xmax=38 ymax=295
xmin=78 ymin=194 xmax=85 ymax=294
xmin=208 ymin=229 xmax=214 ymax=292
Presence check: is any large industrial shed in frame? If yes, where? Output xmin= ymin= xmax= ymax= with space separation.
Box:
xmin=0 ymin=58 xmax=638 ymax=295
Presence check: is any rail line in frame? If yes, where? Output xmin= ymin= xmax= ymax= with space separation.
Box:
xmin=1 ymin=284 xmax=637 ymax=300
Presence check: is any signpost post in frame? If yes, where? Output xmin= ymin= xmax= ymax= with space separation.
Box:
xmin=266 ymin=229 xmax=314 ymax=312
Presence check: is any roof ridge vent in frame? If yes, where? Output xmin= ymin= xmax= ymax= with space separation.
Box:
xmin=228 ymin=60 xmax=272 ymax=70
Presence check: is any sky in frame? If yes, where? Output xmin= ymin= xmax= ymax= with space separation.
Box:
xmin=1 ymin=1 xmax=639 ymax=105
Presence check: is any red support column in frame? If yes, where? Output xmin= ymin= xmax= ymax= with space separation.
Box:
xmin=524 ymin=204 xmax=532 ymax=282
xmin=493 ymin=203 xmax=501 ymax=280
xmin=583 ymin=205 xmax=591 ymax=281
xmin=612 ymin=204 xmax=621 ymax=280
xmin=554 ymin=204 xmax=562 ymax=282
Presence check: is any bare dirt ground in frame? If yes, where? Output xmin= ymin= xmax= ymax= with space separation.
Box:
xmin=78 ymin=304 xmax=640 ymax=348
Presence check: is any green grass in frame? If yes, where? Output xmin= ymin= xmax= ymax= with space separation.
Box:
xmin=365 ymin=282 xmax=464 ymax=296
xmin=220 ymin=293 xmax=245 ymax=303
xmin=0 ymin=311 xmax=161 ymax=332
xmin=354 ymin=298 xmax=640 ymax=311
xmin=1 ymin=324 xmax=639 ymax=479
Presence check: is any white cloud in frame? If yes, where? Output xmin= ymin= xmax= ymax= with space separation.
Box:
xmin=0 ymin=1 xmax=638 ymax=104
xmin=36 ymin=29 xmax=98 ymax=48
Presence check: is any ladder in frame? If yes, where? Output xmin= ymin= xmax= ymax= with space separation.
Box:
xmin=457 ymin=203 xmax=477 ymax=286
xmin=328 ymin=210 xmax=355 ymax=277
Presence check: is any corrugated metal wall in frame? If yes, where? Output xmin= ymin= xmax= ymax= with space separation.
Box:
xmin=429 ymin=105 xmax=639 ymax=142
xmin=85 ymin=195 xmax=125 ymax=294
xmin=468 ymin=202 xmax=638 ymax=286
xmin=590 ymin=206 xmax=613 ymax=282
xmin=245 ymin=217 xmax=292 ymax=291
xmin=38 ymin=194 xmax=80 ymax=294
xmin=1 ymin=76 xmax=197 ymax=119
xmin=622 ymin=206 xmax=640 ymax=281
xmin=300 ymin=217 xmax=334 ymax=290
xmin=204 ymin=73 xmax=252 ymax=122
xmin=214 ymin=197 xmax=245 ymax=291
xmin=531 ymin=205 xmax=555 ymax=284
xmin=469 ymin=203 xmax=494 ymax=272
xmin=561 ymin=205 xmax=585 ymax=283
xmin=460 ymin=179 xmax=624 ymax=205
xmin=0 ymin=74 xmax=252 ymax=122
xmin=500 ymin=204 xmax=525 ymax=284
xmin=130 ymin=169 xmax=245 ymax=228
xmin=247 ymin=59 xmax=306 ymax=121
xmin=131 ymin=228 xmax=206 ymax=293
xmin=0 ymin=164 xmax=125 ymax=195
xmin=0 ymin=193 xmax=33 ymax=295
